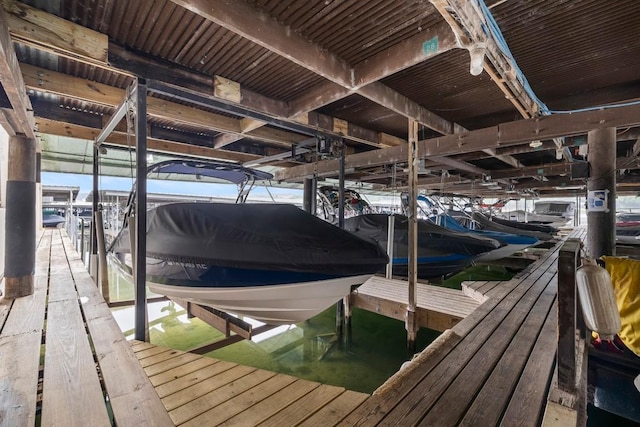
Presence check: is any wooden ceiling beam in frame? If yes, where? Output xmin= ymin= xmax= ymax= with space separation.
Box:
xmin=170 ymin=0 xmax=456 ymax=135
xmin=170 ymin=0 xmax=353 ymax=88
xmin=35 ymin=118 xmax=259 ymax=163
xmin=20 ymin=63 xmax=312 ymax=149
xmin=274 ymin=103 xmax=640 ymax=181
xmin=2 ymin=0 xmax=108 ymax=66
xmin=352 ymin=20 xmax=459 ymax=88
xmin=0 ymin=4 xmax=35 ymax=138
xmin=3 ymin=3 xmax=395 ymax=151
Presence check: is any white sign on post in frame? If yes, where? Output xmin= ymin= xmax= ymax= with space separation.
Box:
xmin=587 ymin=189 xmax=609 ymax=213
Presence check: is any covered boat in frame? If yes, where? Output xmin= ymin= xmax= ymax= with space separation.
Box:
xmin=433 ymin=214 xmax=539 ymax=262
xmin=343 ymin=214 xmax=501 ymax=279
xmin=468 ymin=212 xmax=556 ymax=241
xmin=109 ymin=160 xmax=388 ymax=325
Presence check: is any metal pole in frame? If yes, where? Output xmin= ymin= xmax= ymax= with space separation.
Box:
xmin=385 ymin=215 xmax=395 ymax=279
xmin=134 ymin=78 xmax=149 ymax=342
xmin=90 ymin=145 xmax=99 ymax=281
xmin=336 ymin=140 xmax=346 ymax=339
xmin=94 ymin=209 xmax=110 ymax=303
xmin=80 ymin=218 xmax=85 ymax=264
xmin=303 ymin=178 xmax=313 ymax=213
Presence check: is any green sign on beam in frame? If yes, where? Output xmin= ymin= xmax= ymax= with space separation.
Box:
xmin=423 ymin=37 xmax=439 ymax=55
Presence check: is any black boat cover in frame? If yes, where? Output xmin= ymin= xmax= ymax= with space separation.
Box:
xmin=472 ymin=212 xmax=555 ymax=241
xmin=343 ymin=214 xmax=501 ymax=257
xmin=110 ymin=203 xmax=388 ymax=276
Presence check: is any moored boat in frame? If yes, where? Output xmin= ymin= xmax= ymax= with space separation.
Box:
xmin=108 ymin=160 xmax=389 ymax=325
xmin=433 ymin=214 xmax=539 ymax=262
xmin=343 ymin=213 xmax=501 ymax=279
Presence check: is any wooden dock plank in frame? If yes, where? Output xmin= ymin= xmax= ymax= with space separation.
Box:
xmin=219 ymin=379 xmax=321 ymax=426
xmin=182 ymin=374 xmax=299 ymax=426
xmin=41 ymin=298 xmax=111 ymax=427
xmin=60 ymin=231 xmax=173 ymax=427
xmin=258 ymin=384 xmax=346 ymax=426
xmin=154 ymin=360 xmax=238 ymax=399
xmin=168 ymin=368 xmax=276 ymax=425
xmin=298 ymin=390 xmax=369 ymax=426
xmin=419 ymin=279 xmax=558 ymax=426
xmin=346 ymin=242 xmax=562 ymax=426
xmin=0 ymin=331 xmax=43 ymax=426
xmin=386 ymin=266 xmax=557 ymax=425
xmin=148 ymin=356 xmax=219 ymax=387
xmin=139 ymin=347 xmax=184 ymax=368
xmin=353 ymin=276 xmax=479 ymax=331
xmin=162 ymin=364 xmax=257 ymax=411
xmin=137 ymin=345 xmax=175 ymax=360
xmin=0 ymin=231 xmax=51 ymax=426
xmin=144 ymin=351 xmax=204 ymax=377
xmin=501 ymin=304 xmax=560 ymax=425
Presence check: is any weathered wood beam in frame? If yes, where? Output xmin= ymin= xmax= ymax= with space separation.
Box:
xmin=2 ymin=0 xmax=108 ymax=65
xmin=4 ymin=3 xmax=395 ymax=152
xmin=35 ymin=118 xmax=259 ymax=163
xmin=170 ymin=0 xmax=353 ymax=88
xmin=353 ymin=20 xmax=459 ymax=88
xmin=287 ymin=82 xmax=354 ymax=119
xmin=21 ymin=63 xmax=311 ymax=149
xmin=431 ymin=0 xmax=571 ymax=161
xmin=0 ymin=4 xmax=35 ymax=138
xmin=491 ymin=162 xmax=574 ymax=180
xmin=430 ymin=155 xmax=487 ymax=176
xmin=274 ymin=103 xmax=640 ymax=182
xmin=357 ymin=82 xmax=454 ymax=135
xmin=170 ymin=0 xmax=456 ymax=135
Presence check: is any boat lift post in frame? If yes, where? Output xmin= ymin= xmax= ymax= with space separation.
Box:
xmin=95 ymin=78 xmax=149 ymax=341
xmin=336 ymin=140 xmax=346 ymax=341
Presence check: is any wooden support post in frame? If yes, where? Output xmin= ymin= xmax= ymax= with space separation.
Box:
xmin=557 ymin=239 xmax=581 ymax=393
xmin=586 ymin=127 xmax=616 ymax=258
xmin=4 ymin=135 xmax=36 ymax=298
xmin=406 ymin=119 xmax=419 ymax=351
xmin=545 ymin=238 xmax=588 ymax=426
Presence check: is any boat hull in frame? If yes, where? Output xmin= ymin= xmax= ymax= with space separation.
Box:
xmin=146 ymin=274 xmax=373 ymax=325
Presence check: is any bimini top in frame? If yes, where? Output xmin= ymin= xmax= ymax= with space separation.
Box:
xmin=147 ymin=159 xmax=273 ymax=185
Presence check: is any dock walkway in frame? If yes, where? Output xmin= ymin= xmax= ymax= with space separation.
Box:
xmin=0 ymin=229 xmax=171 ymax=426
xmin=340 ymin=227 xmax=587 ymax=426
xmin=132 ymin=341 xmax=368 ymax=426
xmin=352 ymin=276 xmax=480 ymax=331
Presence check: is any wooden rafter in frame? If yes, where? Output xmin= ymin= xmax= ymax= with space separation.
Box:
xmin=0 ymin=4 xmax=35 ymax=138
xmin=36 ymin=118 xmax=259 ymax=163
xmin=169 ymin=0 xmax=457 ymax=135
xmin=274 ymin=103 xmax=640 ymax=181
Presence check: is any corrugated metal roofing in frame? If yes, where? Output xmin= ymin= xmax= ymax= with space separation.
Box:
xmin=6 ymin=0 xmax=640 ymax=195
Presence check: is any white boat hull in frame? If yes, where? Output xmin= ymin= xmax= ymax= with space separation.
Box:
xmin=147 ymin=274 xmax=373 ymax=325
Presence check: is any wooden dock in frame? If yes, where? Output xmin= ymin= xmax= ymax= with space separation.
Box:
xmin=2 ymin=227 xmax=588 ymax=426
xmin=0 ymin=229 xmax=171 ymax=426
xmin=351 ymin=276 xmax=480 ymax=331
xmin=132 ymin=341 xmax=368 ymax=426
xmin=340 ymin=227 xmax=587 ymax=426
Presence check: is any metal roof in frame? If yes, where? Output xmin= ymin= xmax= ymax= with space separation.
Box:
xmin=2 ymin=0 xmax=640 ymax=197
